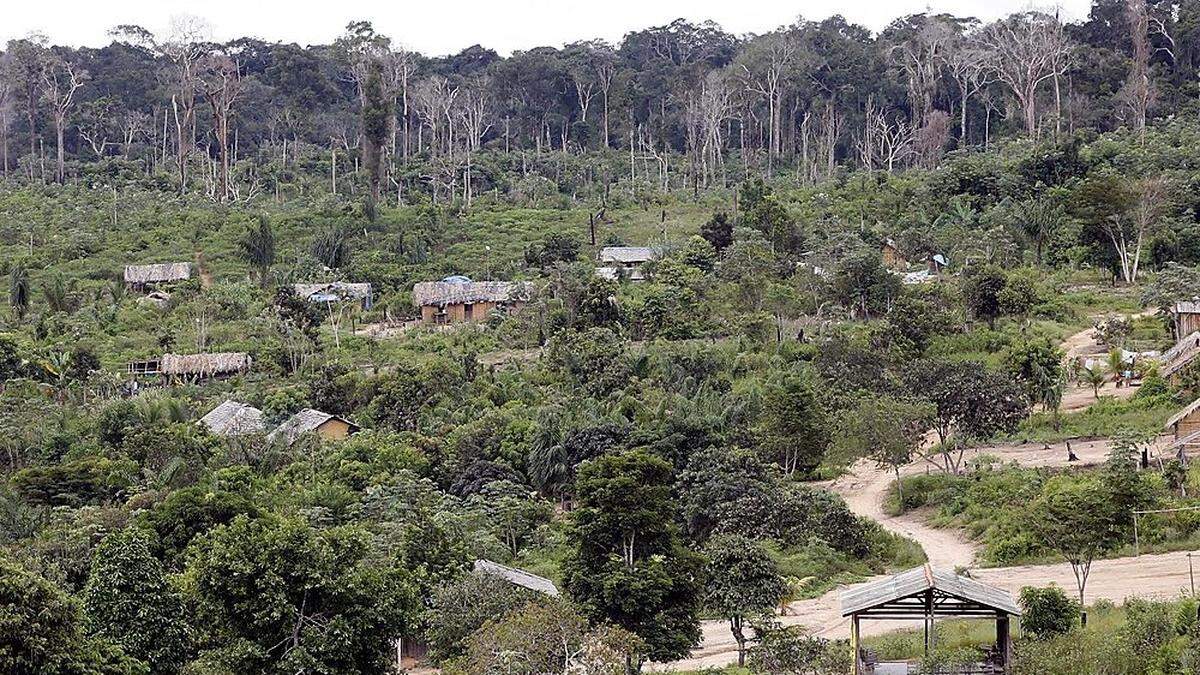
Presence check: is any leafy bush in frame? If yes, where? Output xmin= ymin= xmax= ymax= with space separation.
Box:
xmin=1019 ymin=586 xmax=1080 ymax=638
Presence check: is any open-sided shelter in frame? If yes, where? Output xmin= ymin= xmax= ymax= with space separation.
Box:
xmin=841 ymin=565 xmax=1020 ymax=674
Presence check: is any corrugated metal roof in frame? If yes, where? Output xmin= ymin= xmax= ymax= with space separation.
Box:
xmin=1174 ymin=301 xmax=1200 ymax=315
xmin=473 ymin=559 xmax=559 ymax=596
xmin=598 ymin=246 xmax=659 ymax=264
xmin=840 ymin=565 xmax=1020 ymax=617
xmin=293 ymin=282 xmax=372 ymax=302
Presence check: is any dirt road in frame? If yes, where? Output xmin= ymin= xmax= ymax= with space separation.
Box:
xmin=668 ymin=440 xmax=1183 ymax=670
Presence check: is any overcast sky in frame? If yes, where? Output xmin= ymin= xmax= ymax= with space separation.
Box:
xmin=6 ymin=1 xmax=1092 ymax=56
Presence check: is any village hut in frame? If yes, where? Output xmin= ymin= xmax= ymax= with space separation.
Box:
xmin=129 ymin=352 xmax=251 ymax=381
xmin=412 ymin=279 xmax=533 ymax=324
xmin=1165 ymin=397 xmax=1200 ymax=448
xmin=198 ymin=400 xmax=265 ymax=437
xmin=596 ymin=246 xmax=659 ymax=282
xmin=124 ymin=262 xmax=192 ymax=291
xmin=842 ymin=565 xmax=1019 ymax=675
xmin=1171 ymin=301 xmax=1200 ymax=339
xmin=881 ymin=238 xmax=907 ymax=270
xmin=268 ymin=408 xmax=360 ymax=446
xmin=292 ymin=282 xmax=373 ymax=309
xmin=473 ymin=559 xmax=560 ymax=596
xmin=1158 ymin=331 xmax=1200 ymax=383
xmin=927 ymin=253 xmax=949 ymax=275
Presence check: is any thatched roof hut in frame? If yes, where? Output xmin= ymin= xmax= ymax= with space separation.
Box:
xmin=159 ymin=352 xmax=251 ymax=377
xmin=412 ymin=281 xmax=534 ymax=307
xmin=199 ymin=400 xmax=265 ymax=437
xmin=124 ymin=263 xmax=192 ymax=286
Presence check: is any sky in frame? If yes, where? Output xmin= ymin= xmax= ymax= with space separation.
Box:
xmin=5 ymin=0 xmax=1094 ymax=56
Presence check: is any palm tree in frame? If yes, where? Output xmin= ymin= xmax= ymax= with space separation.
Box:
xmin=312 ymin=224 xmax=350 ymax=270
xmin=1079 ymin=365 xmax=1107 ymax=399
xmin=8 ymin=265 xmax=30 ymax=322
xmin=1107 ymin=348 xmax=1126 ymax=386
xmin=41 ymin=272 xmax=70 ymax=313
xmin=240 ymin=214 xmax=276 ymax=288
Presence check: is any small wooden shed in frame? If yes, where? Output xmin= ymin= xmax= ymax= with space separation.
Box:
xmin=1161 ymin=331 xmax=1200 ymax=383
xmin=1165 ymin=397 xmax=1200 ymax=445
xmin=596 ymin=246 xmax=659 ymax=282
xmin=881 ymin=239 xmax=907 ymax=271
xmin=841 ymin=565 xmax=1020 ymax=675
xmin=128 ymin=352 xmax=251 ymax=382
xmin=1172 ymin=301 xmax=1200 ymax=339
xmin=268 ymin=408 xmax=360 ymax=446
xmin=412 ymin=280 xmax=533 ymax=324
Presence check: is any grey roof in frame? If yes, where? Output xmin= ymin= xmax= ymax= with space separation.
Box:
xmin=1174 ymin=301 xmax=1200 ymax=315
xmin=840 ymin=565 xmax=1020 ymax=617
xmin=595 ymin=266 xmax=647 ymax=282
xmin=267 ymin=408 xmax=359 ymax=445
xmin=293 ymin=282 xmax=372 ymax=303
xmin=199 ymin=400 xmax=265 ymax=437
xmin=598 ymin=246 xmax=659 ymax=264
xmin=412 ymin=281 xmax=534 ymax=307
xmin=124 ymin=262 xmax=192 ymax=284
xmin=473 ymin=559 xmax=559 ymax=596
xmin=159 ymin=352 xmax=251 ymax=376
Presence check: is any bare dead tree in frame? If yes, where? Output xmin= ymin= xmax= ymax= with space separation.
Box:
xmin=198 ymin=50 xmax=243 ymax=201
xmin=946 ymin=31 xmax=993 ymax=146
xmin=977 ymin=11 xmax=1071 ymax=137
xmin=0 ymin=52 xmax=13 ymax=176
xmin=162 ymin=16 xmax=212 ymax=194
xmin=456 ymin=75 xmax=492 ymax=206
xmin=594 ymin=45 xmax=618 ymax=149
xmin=888 ymin=17 xmax=957 ymax=128
xmin=857 ymin=96 xmax=913 ymax=172
xmin=738 ymin=30 xmax=795 ymax=174
xmin=1119 ymin=0 xmax=1155 ymax=141
xmin=685 ymin=70 xmax=734 ymax=188
xmin=41 ymin=54 xmax=87 ymax=182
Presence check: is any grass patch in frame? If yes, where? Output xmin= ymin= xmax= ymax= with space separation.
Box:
xmin=1008 ymin=393 xmax=1177 ymax=443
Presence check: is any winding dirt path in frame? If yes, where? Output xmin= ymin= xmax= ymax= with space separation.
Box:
xmin=666 ymin=316 xmax=1190 ymax=671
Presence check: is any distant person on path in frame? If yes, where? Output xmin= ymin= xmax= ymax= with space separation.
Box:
xmin=1066 ymin=441 xmax=1079 ymax=462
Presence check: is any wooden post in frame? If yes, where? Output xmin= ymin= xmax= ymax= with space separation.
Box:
xmin=996 ymin=616 xmax=1012 ymax=674
xmin=924 ymin=589 xmax=934 ymax=658
xmin=850 ymin=615 xmax=860 ymax=675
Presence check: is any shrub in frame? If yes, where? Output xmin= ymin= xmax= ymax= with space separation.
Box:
xmin=1019 ymin=586 xmax=1079 ymax=638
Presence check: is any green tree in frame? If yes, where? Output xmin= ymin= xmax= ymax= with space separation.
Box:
xmin=181 ymin=515 xmax=418 ymax=674
xmin=425 ymin=572 xmax=537 ymax=662
xmin=962 ymin=265 xmax=1006 ymax=329
xmin=239 ymin=214 xmax=276 ymax=288
xmin=836 ymin=396 xmax=934 ymax=510
xmin=83 ymin=529 xmax=188 ymax=673
xmin=703 ymin=534 xmax=787 ymax=666
xmin=1018 ymin=586 xmax=1080 ymax=639
xmin=1031 ymin=478 xmax=1118 ymax=608
xmin=757 ymin=374 xmax=829 ymax=476
xmin=831 ymin=249 xmax=898 ymax=319
xmin=9 ymin=264 xmax=30 ymax=322
xmin=700 ymin=211 xmax=733 ymax=251
xmin=563 ymin=450 xmax=703 ymax=668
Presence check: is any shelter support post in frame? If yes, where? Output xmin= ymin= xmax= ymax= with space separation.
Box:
xmin=850 ymin=615 xmax=860 ymax=675
xmin=997 ymin=616 xmax=1012 ymax=674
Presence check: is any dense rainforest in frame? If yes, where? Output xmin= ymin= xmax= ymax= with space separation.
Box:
xmin=6 ymin=1 xmax=1200 ymax=674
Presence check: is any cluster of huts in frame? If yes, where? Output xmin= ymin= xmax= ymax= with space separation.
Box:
xmin=198 ymin=399 xmax=359 ymax=446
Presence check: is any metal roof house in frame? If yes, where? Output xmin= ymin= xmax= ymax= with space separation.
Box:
xmin=199 ymin=400 xmax=265 ymax=437
xmin=596 ymin=246 xmax=660 ymax=282
xmin=473 ymin=559 xmax=559 ymax=596
xmin=293 ymin=282 xmax=373 ymax=309
xmin=841 ymin=565 xmax=1020 ymax=674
